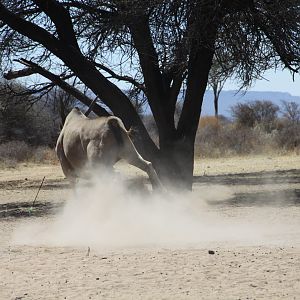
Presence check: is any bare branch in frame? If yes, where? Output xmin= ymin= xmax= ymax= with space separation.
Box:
xmin=130 ymin=15 xmax=175 ymax=137
xmin=61 ymin=1 xmax=116 ymax=18
xmin=251 ymin=7 xmax=299 ymax=73
xmin=33 ymin=0 xmax=80 ymax=51
xmin=4 ymin=58 xmax=110 ymax=117
xmin=4 ymin=67 xmax=36 ymax=80
xmin=94 ymin=61 xmax=146 ymax=92
xmin=0 ymin=2 xmax=62 ymax=57
xmin=0 ymin=4 xmax=144 ymax=128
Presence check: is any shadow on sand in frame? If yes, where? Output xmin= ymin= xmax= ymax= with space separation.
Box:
xmin=0 ymin=201 xmax=63 ymax=219
xmin=206 ymin=189 xmax=300 ymax=207
xmin=1 ymin=169 xmax=299 ymax=219
xmin=194 ymin=169 xmax=300 ymax=207
xmin=194 ymin=169 xmax=300 ymax=186
xmin=0 ymin=178 xmax=70 ymax=191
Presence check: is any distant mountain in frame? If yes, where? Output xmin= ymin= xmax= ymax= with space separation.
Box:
xmin=202 ymin=90 xmax=300 ymax=117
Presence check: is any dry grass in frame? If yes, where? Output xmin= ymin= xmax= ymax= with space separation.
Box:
xmin=195 ymin=116 xmax=300 ymax=158
xmin=0 ymin=141 xmax=57 ymax=168
xmin=198 ymin=115 xmax=219 ymax=129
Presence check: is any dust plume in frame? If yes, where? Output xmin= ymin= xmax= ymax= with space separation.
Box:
xmin=12 ymin=170 xmax=298 ymax=249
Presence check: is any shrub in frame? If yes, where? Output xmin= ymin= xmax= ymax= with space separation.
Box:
xmin=195 ymin=120 xmax=279 ymax=158
xmin=31 ymin=146 xmax=57 ymax=164
xmin=0 ymin=141 xmax=57 ymax=166
xmin=275 ymin=123 xmax=300 ymax=150
xmin=231 ymin=100 xmax=279 ymax=132
xmin=0 ymin=141 xmax=32 ymax=162
xmin=0 ymin=82 xmax=63 ymax=147
xmin=281 ymin=101 xmax=300 ymax=125
xmin=198 ymin=116 xmax=219 ymax=129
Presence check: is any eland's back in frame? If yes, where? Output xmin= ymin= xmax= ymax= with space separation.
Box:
xmin=55 ymin=108 xmax=162 ymax=189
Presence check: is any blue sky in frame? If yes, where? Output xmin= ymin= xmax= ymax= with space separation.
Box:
xmin=224 ymin=69 xmax=300 ymax=96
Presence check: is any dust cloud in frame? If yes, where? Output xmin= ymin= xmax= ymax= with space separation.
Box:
xmin=12 ymin=170 xmax=299 ymax=249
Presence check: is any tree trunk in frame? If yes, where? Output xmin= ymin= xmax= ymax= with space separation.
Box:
xmin=214 ymin=92 xmax=219 ymax=118
xmin=156 ymin=136 xmax=195 ymax=190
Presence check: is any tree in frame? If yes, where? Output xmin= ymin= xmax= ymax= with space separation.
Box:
xmin=47 ymin=87 xmax=79 ymax=129
xmin=0 ymin=82 xmax=56 ymax=145
xmin=0 ymin=1 xmax=300 ymax=189
xmin=278 ymin=101 xmax=300 ymax=149
xmin=208 ymin=62 xmax=229 ymax=119
xmin=231 ymin=100 xmax=279 ymax=132
xmin=281 ymin=101 xmax=300 ymax=125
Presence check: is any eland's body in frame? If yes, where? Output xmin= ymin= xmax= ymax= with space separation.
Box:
xmin=55 ymin=108 xmax=161 ymax=189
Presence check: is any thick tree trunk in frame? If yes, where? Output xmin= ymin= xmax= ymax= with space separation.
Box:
xmin=155 ymin=136 xmax=195 ymax=190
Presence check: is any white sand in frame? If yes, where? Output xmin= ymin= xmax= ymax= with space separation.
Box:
xmin=0 ymin=155 xmax=299 ymax=299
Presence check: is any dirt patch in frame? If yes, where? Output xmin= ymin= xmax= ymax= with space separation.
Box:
xmin=0 ymin=155 xmax=300 ymax=299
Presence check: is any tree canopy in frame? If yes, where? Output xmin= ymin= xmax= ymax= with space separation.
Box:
xmin=0 ymin=0 xmax=299 ymax=188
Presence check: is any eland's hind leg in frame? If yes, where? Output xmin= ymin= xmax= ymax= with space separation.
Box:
xmin=55 ymin=137 xmax=77 ymax=183
xmin=120 ymin=142 xmax=162 ymax=190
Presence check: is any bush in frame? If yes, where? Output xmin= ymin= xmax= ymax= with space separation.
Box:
xmin=195 ymin=118 xmax=279 ymax=158
xmin=275 ymin=123 xmax=300 ymax=150
xmin=231 ymin=100 xmax=279 ymax=132
xmin=0 ymin=141 xmax=57 ymax=166
xmin=198 ymin=116 xmax=219 ymax=129
xmin=31 ymin=146 xmax=57 ymax=164
xmin=0 ymin=141 xmax=32 ymax=162
xmin=281 ymin=101 xmax=300 ymax=125
xmin=0 ymin=82 xmax=63 ymax=147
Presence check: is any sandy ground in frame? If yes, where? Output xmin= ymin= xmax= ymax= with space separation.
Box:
xmin=0 ymin=155 xmax=300 ymax=299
